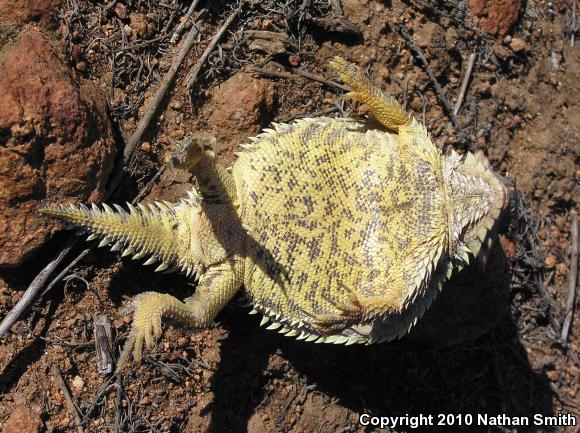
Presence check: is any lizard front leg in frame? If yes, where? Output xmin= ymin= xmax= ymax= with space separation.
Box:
xmin=117 ymin=258 xmax=244 ymax=370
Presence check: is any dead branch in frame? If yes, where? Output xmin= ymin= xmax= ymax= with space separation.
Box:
xmin=81 ymin=376 xmax=116 ymax=424
xmin=52 ymin=365 xmax=84 ymax=433
xmin=40 ymin=249 xmax=91 ymax=298
xmin=454 ymin=52 xmax=476 ymax=116
xmin=0 ymin=237 xmax=75 ymax=339
xmin=280 ymin=106 xmax=340 ymax=122
xmin=561 ymin=210 xmax=578 ymax=345
xmin=170 ymin=0 xmax=202 ymax=45
xmin=330 ymin=0 xmax=344 ymax=16
xmin=124 ymin=12 xmax=207 ymax=166
xmin=186 ymin=5 xmax=243 ymax=92
xmin=143 ymin=355 xmax=184 ymax=383
xmin=398 ymin=25 xmax=465 ymax=138
xmin=114 ymin=373 xmax=124 ymax=433
xmin=305 ymin=14 xmax=362 ymax=39
xmin=534 ymin=273 xmax=560 ymax=333
xmin=250 ymin=66 xmax=349 ymax=92
xmin=572 ymin=0 xmax=577 ymax=47
xmin=94 ymin=315 xmax=114 ymax=375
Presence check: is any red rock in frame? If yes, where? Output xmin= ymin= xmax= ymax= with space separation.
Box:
xmin=412 ymin=21 xmax=440 ymax=49
xmin=288 ymin=54 xmax=300 ymax=67
xmin=0 ymin=0 xmax=59 ymax=25
xmin=469 ymin=0 xmax=522 ymax=37
xmin=130 ymin=13 xmax=152 ymax=40
xmin=0 ymin=29 xmax=116 ymax=266
xmin=1 ymin=405 xmax=43 ymax=433
xmin=204 ymin=72 xmax=276 ymax=151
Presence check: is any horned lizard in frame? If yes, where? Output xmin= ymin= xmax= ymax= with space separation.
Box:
xmin=41 ymin=57 xmax=508 ymax=370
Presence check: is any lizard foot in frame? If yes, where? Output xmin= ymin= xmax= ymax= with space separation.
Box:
xmin=311 ymin=291 xmax=365 ymax=334
xmin=116 ymin=292 xmax=185 ymax=371
xmin=311 ymin=291 xmax=402 ymax=335
xmin=167 ymin=134 xmax=216 ymax=171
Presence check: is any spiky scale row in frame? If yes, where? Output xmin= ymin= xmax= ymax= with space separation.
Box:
xmin=40 ymin=198 xmax=204 ymax=279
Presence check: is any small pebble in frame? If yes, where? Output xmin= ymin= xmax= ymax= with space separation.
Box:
xmin=544 ymin=254 xmax=557 ymax=269
xmin=288 ymin=54 xmax=300 ymax=67
xmin=72 ymin=375 xmax=85 ymax=393
xmin=170 ymin=100 xmax=183 ymax=110
xmin=509 ymin=38 xmax=527 ymax=53
xmin=556 ymin=263 xmax=567 ymax=276
xmin=115 ymin=2 xmax=128 ymax=19
xmin=378 ymin=66 xmax=390 ymax=79
xmin=75 ymin=60 xmax=88 ymax=72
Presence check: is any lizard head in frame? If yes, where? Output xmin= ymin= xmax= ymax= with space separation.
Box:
xmin=443 ymin=148 xmax=510 ymax=265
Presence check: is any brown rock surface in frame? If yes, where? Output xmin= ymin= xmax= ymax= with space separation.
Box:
xmin=469 ymin=0 xmax=522 ymax=37
xmin=204 ymin=72 xmax=276 ymax=152
xmin=411 ymin=20 xmax=450 ymax=77
xmin=1 ymin=405 xmax=43 ymax=433
xmin=0 ymin=0 xmax=59 ymax=26
xmin=0 ymin=29 xmax=116 ymax=266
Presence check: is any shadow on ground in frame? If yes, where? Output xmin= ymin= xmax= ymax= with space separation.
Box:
xmin=203 ymin=246 xmax=555 ymax=433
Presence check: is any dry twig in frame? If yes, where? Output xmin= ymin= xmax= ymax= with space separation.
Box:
xmin=251 ymin=66 xmax=349 ymax=91
xmin=561 ymin=210 xmax=578 ymax=344
xmin=454 ymin=52 xmax=476 ymax=116
xmin=124 ymin=12 xmax=207 ymax=165
xmin=114 ymin=373 xmax=124 ymax=433
xmin=330 ymin=0 xmax=344 ymax=16
xmin=94 ymin=314 xmax=115 ymax=375
xmin=81 ymin=376 xmax=116 ymax=424
xmin=133 ymin=165 xmax=167 ymax=203
xmin=170 ymin=0 xmax=202 ymax=44
xmin=534 ymin=273 xmax=559 ymax=333
xmin=0 ymin=237 xmax=76 ymax=338
xmin=39 ymin=248 xmax=91 ymax=298
xmin=143 ymin=355 xmax=184 ymax=383
xmin=52 ymin=365 xmax=84 ymax=433
xmin=186 ymin=5 xmax=243 ymax=92
xmin=571 ymin=0 xmax=577 ymax=47
xmin=306 ymin=14 xmax=362 ymax=39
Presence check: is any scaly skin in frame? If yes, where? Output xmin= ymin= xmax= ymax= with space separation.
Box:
xmin=40 ymin=57 xmax=508 ymax=368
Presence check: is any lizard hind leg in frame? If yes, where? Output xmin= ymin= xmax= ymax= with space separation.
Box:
xmin=329 ymin=56 xmax=412 ymax=133
xmin=116 ymin=258 xmax=244 ymax=371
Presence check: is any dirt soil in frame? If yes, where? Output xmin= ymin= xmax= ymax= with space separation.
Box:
xmin=0 ymin=0 xmax=578 ymax=432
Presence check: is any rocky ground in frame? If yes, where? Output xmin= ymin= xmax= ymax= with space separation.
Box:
xmin=0 ymin=0 xmax=578 ymax=432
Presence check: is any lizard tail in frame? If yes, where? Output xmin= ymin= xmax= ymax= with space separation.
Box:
xmin=328 ymin=56 xmax=412 ymax=133
xmin=40 ymin=199 xmax=204 ymax=277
